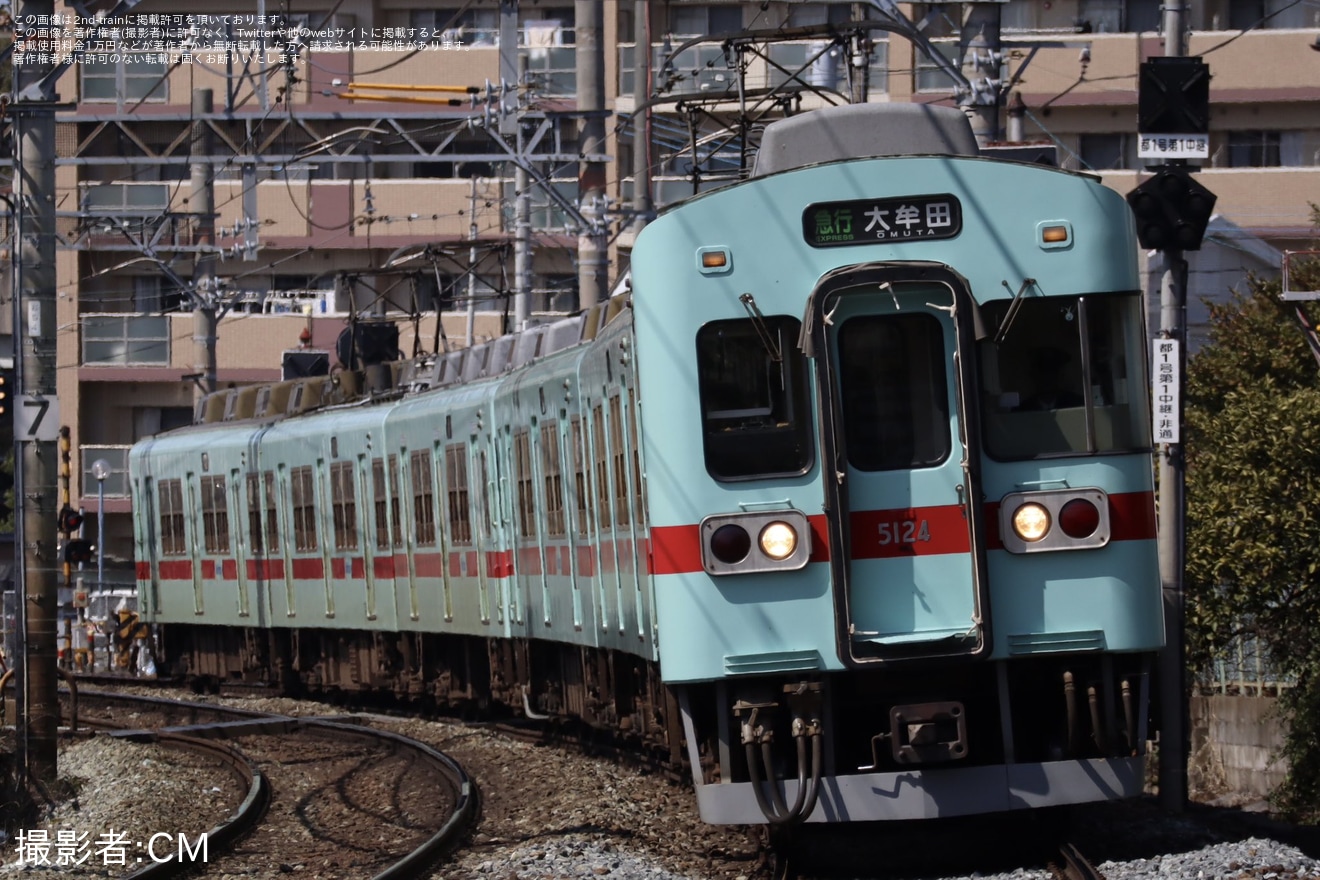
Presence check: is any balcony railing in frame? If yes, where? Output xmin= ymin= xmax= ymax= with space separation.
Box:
xmin=81 ymin=445 xmax=132 ymax=499
xmin=82 ymin=314 xmax=170 ymax=366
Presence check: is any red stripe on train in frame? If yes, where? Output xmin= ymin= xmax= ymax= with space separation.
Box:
xmin=246 ymin=558 xmax=285 ymax=580
xmin=651 ymin=493 xmax=1156 ymax=575
xmin=159 ymin=560 xmax=191 ymax=579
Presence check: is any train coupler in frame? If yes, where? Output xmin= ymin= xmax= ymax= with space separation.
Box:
xmin=888 ymin=700 xmax=967 ymax=764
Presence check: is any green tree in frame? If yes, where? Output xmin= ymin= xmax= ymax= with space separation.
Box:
xmin=1185 ymin=246 xmax=1320 ymax=819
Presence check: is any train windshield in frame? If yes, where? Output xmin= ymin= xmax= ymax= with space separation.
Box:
xmin=837 ymin=313 xmax=950 ymax=470
xmin=978 ymin=294 xmax=1151 ymax=459
xmin=696 ymin=316 xmax=813 ymax=480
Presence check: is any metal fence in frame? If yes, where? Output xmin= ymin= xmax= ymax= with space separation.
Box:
xmin=1196 ymin=633 xmax=1295 ymax=696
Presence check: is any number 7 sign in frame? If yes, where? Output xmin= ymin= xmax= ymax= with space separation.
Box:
xmin=16 ymin=395 xmax=60 ymax=442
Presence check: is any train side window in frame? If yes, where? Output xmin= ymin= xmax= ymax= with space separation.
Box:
xmin=200 ymin=475 xmax=230 ymax=554
xmin=626 ymin=392 xmax=645 ymax=524
xmin=372 ymin=458 xmax=389 ymax=550
xmin=158 ymin=478 xmax=186 ymax=556
xmin=609 ymin=395 xmax=630 ymax=527
xmin=445 ymin=444 xmax=472 ymax=545
xmin=330 ymin=460 xmax=358 ymax=551
xmin=696 ymin=316 xmax=813 ymax=480
xmin=411 ymin=450 xmax=437 ymax=546
xmin=389 ymin=456 xmax=402 ymax=548
xmin=246 ymin=474 xmax=264 ymax=553
xmin=476 ymin=449 xmax=492 ymax=539
xmin=514 ymin=429 xmax=536 ymax=539
xmin=290 ymin=465 xmax=318 ymax=552
xmin=570 ymin=416 xmax=588 ymax=537
xmin=838 ymin=313 xmax=950 ymax=471
xmin=262 ymin=471 xmax=278 ymax=550
xmin=540 ymin=421 xmax=566 ymax=538
xmin=591 ymin=403 xmax=610 ymax=529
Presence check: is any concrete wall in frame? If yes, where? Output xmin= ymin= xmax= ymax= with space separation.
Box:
xmin=1190 ymin=695 xmax=1289 ymax=798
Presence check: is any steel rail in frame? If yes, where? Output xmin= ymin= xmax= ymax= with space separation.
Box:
xmin=69 ymin=688 xmax=478 ymax=880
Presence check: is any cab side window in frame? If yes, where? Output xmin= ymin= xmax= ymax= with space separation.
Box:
xmin=696 ymin=317 xmax=812 ymax=480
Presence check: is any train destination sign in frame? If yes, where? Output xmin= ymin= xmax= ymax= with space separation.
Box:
xmin=803 ymin=194 xmax=962 ymax=248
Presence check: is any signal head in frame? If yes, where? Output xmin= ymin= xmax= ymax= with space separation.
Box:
xmin=63 ymin=539 xmax=95 ymax=565
xmin=58 ymin=505 xmax=85 ymax=534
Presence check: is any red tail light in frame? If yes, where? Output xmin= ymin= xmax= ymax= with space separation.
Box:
xmin=1059 ymin=499 xmax=1101 ymax=539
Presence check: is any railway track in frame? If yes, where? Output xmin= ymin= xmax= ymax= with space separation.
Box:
xmin=66 ymin=689 xmax=478 ymax=879
xmin=1049 ymin=843 xmax=1107 ymax=880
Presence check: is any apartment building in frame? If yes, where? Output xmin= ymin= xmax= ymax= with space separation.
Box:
xmin=41 ymin=0 xmax=1320 ymax=581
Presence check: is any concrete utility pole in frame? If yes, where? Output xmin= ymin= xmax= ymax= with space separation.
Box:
xmin=1157 ymin=0 xmax=1190 ymax=814
xmin=575 ymin=0 xmax=608 ymax=309
xmin=191 ymin=89 xmax=218 ymax=406
xmin=960 ymin=2 xmax=1003 ymax=147
xmin=13 ymin=0 xmax=62 ymax=787
xmin=498 ymin=1 xmax=531 ymax=329
xmin=631 ymin=0 xmax=653 ymax=234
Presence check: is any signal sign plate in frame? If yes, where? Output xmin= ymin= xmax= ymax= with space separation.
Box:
xmin=1138 ymin=133 xmax=1209 ymax=160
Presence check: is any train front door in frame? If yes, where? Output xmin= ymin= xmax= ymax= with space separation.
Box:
xmin=812 ymin=267 xmax=990 ymax=664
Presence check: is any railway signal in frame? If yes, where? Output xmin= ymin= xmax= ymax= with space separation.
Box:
xmin=1126 ymin=166 xmax=1217 ymax=251
xmin=57 ymin=505 xmax=83 ymax=534
xmin=62 ymin=539 xmax=94 ymax=566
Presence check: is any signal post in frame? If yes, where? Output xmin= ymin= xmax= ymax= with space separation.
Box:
xmin=1124 ymin=13 xmax=1215 ymax=811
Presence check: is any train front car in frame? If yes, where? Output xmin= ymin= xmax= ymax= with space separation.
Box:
xmin=632 ymin=104 xmax=1162 ymax=826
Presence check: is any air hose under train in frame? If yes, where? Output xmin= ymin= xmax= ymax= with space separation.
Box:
xmin=737 ymin=687 xmax=824 ymax=825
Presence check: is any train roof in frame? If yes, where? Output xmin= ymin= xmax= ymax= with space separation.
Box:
xmin=752 ymin=103 xmax=980 ymax=176
xmin=154 ymin=293 xmax=632 ymax=443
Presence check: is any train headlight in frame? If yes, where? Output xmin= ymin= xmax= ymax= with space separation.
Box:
xmin=1011 ymin=503 xmax=1051 ymax=543
xmin=998 ymin=489 xmax=1112 ymax=554
xmin=759 ymin=521 xmax=798 ymax=560
xmin=700 ymin=509 xmax=811 ymax=575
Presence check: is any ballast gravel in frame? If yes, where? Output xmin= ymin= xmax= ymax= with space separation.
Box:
xmin=2 ymin=692 xmax=1318 ymax=880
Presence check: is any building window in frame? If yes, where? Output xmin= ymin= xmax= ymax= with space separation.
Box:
xmin=330 ymin=461 xmax=358 ymax=551
xmin=1228 ymin=0 xmax=1315 ymax=30
xmin=411 ymin=450 xmax=436 ymax=546
xmin=668 ymin=4 xmax=743 ymax=37
xmin=200 ymin=475 xmax=230 ymax=554
xmin=785 ymin=2 xmax=854 ymax=26
xmin=1227 ymin=130 xmax=1282 ymax=167
xmin=158 ymin=479 xmax=186 ymax=556
xmin=1077 ymin=0 xmax=1160 ymax=33
xmin=81 ymin=53 xmax=169 ymax=101
xmin=291 ymin=465 xmax=318 ymax=553
xmin=1079 ymin=133 xmax=1134 ymax=171
xmin=82 ymin=182 xmax=169 ymax=213
xmin=82 ymin=315 xmax=170 ymax=366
